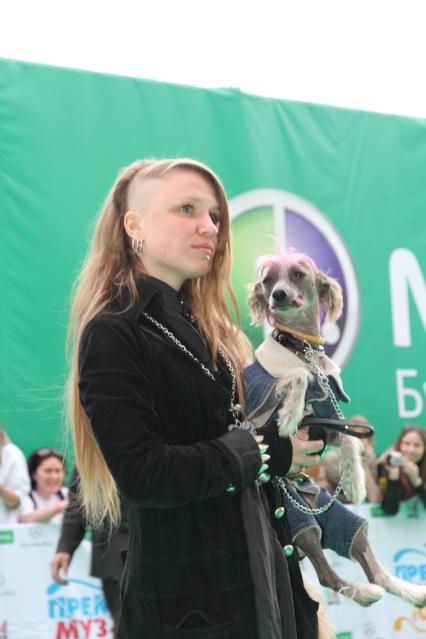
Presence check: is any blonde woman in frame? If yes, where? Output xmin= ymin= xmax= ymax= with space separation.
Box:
xmin=68 ymin=159 xmax=322 ymax=639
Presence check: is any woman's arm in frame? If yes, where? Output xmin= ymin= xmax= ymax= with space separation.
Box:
xmin=78 ymin=316 xmax=262 ymax=508
xmin=0 ymin=484 xmax=21 ymax=508
xmin=380 ymin=466 xmax=402 ymax=515
xmin=402 ymin=460 xmax=426 ymax=509
xmin=19 ymin=499 xmax=68 ymax=523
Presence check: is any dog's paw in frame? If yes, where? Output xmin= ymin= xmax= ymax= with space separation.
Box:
xmin=276 ymin=368 xmax=311 ymax=437
xmin=343 ymin=478 xmax=367 ymax=505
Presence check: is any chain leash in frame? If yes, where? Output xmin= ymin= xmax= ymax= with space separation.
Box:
xmin=303 ymin=346 xmax=345 ymax=419
xmin=276 ymin=476 xmax=343 ymax=515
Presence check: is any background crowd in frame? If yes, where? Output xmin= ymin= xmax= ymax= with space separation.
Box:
xmin=1 ymin=417 xmax=426 ymax=632
xmin=2 ymin=419 xmax=426 ymax=526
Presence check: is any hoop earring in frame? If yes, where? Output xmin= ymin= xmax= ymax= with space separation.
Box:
xmin=132 ymin=238 xmax=144 ymax=255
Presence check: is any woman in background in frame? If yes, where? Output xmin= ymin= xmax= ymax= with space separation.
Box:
xmin=18 ymin=448 xmax=69 ymax=524
xmin=378 ymin=425 xmax=426 ymax=515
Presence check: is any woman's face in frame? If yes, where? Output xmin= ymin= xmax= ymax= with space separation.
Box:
xmin=399 ymin=431 xmax=425 ymax=464
xmin=32 ymin=456 xmax=65 ymax=495
xmin=130 ymin=167 xmax=222 ymax=290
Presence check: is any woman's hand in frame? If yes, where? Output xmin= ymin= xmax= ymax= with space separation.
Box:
xmin=0 ymin=483 xmax=21 ymax=508
xmin=53 ymin=499 xmax=70 ymax=515
xmin=403 ymin=460 xmax=422 ymax=487
xmin=287 ymin=426 xmax=323 ymax=476
xmin=387 ymin=465 xmax=401 ymax=481
xmin=50 ymin=552 xmax=71 ymax=585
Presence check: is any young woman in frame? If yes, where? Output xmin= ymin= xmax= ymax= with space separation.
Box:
xmin=378 ymin=425 xmax=426 ymax=515
xmin=68 ymin=159 xmax=323 ymax=639
xmin=18 ymin=448 xmax=69 ymax=524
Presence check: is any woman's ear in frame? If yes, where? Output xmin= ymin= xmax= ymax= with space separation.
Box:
xmin=315 ymin=271 xmax=343 ymax=321
xmin=123 ymin=210 xmax=143 ymax=240
xmin=247 ymin=281 xmax=268 ymax=325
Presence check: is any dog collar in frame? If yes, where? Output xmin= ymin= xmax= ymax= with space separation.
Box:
xmin=271 ymin=328 xmax=325 ymax=357
xmin=272 ymin=322 xmax=326 ymax=346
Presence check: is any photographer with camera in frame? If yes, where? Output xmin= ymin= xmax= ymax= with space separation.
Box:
xmin=378 ymin=425 xmax=426 ymax=515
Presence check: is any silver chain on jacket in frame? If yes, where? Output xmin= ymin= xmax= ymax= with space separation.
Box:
xmin=141 ymin=312 xmax=242 ymax=424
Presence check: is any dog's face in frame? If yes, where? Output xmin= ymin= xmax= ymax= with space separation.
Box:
xmin=248 ymin=252 xmax=343 ymax=330
xmin=260 ymin=259 xmax=317 ymax=321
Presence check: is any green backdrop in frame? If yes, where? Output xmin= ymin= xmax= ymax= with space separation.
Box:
xmin=0 ymin=57 xmax=425 ymax=458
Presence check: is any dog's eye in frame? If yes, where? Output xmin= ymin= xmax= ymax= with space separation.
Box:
xmin=262 ymin=276 xmax=272 ymax=285
xmin=294 ymin=270 xmax=305 ymax=279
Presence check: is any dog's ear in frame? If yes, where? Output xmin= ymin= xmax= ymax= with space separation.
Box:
xmin=247 ymin=281 xmax=268 ymax=325
xmin=315 ymin=271 xmax=343 ymax=321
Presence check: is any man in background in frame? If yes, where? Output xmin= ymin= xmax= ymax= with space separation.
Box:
xmin=50 ymin=469 xmax=128 ymax=634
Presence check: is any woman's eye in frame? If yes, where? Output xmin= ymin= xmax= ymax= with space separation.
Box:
xmin=180 ymin=203 xmax=194 ymax=214
xmin=210 ymin=211 xmax=221 ymax=226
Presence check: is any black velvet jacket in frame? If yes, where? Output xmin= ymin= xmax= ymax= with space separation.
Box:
xmin=78 ymin=276 xmax=314 ymax=638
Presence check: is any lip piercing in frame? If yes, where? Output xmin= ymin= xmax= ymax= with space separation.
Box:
xmin=205 ymin=255 xmax=211 ymax=261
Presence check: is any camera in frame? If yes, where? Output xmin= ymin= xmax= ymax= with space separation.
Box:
xmin=387 ymin=451 xmax=405 ymax=467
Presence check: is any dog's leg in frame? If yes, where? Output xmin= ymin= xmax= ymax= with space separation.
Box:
xmin=352 ymin=528 xmax=426 ymax=608
xmin=276 ymin=368 xmax=311 ymax=437
xmin=340 ymin=435 xmax=366 ymax=504
xmin=296 ymin=527 xmax=384 ymax=607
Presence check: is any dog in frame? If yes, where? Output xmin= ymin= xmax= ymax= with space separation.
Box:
xmin=244 ymin=247 xmax=426 ymax=608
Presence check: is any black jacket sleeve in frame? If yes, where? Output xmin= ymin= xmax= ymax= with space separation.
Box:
xmin=78 ymin=316 xmax=261 ymax=508
xmin=381 ymin=474 xmax=402 ymax=515
xmin=56 ymin=469 xmax=86 ymax=557
xmin=256 ymin=421 xmax=293 ymax=478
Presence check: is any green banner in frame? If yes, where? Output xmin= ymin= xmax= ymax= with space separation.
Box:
xmin=0 ymin=57 xmax=425 ymax=456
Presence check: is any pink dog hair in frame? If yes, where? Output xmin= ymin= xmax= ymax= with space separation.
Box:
xmin=256 ymin=245 xmax=318 ymax=278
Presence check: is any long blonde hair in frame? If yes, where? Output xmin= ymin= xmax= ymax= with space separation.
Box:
xmin=67 ymin=158 xmax=251 ymax=527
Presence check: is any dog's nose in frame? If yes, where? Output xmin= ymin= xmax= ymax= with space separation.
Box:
xmin=272 ymin=289 xmax=287 ymax=302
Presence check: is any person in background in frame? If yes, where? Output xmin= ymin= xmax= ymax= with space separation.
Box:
xmin=18 ymin=448 xmax=69 ymax=524
xmin=51 ymin=469 xmax=128 ymax=635
xmin=0 ymin=424 xmax=31 ymax=523
xmin=378 ymin=425 xmax=426 ymax=515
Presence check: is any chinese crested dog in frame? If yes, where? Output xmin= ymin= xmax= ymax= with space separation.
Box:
xmin=244 ymin=248 xmax=426 ymax=608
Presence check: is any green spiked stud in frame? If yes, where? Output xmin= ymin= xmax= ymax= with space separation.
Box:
xmin=274 ymin=507 xmax=285 ymax=519
xmin=258 ymin=472 xmax=271 ymax=484
xmin=283 ymin=544 xmax=294 ymax=557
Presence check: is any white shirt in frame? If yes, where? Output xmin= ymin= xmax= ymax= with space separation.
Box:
xmin=0 ymin=442 xmax=31 ymax=524
xmin=18 ymin=486 xmax=69 ymax=525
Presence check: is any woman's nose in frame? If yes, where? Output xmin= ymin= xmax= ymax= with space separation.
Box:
xmin=199 ymin=212 xmax=218 ymax=237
